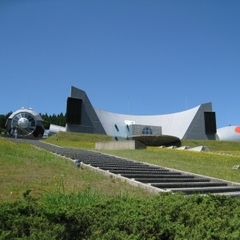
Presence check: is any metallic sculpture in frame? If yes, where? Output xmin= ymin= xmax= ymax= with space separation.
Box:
xmin=5 ymin=108 xmax=45 ymax=138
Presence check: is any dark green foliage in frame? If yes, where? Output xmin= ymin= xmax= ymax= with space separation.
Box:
xmin=85 ymin=193 xmax=240 ymax=240
xmin=0 ymin=199 xmax=64 ymax=239
xmin=1 ymin=192 xmax=240 ymax=239
xmin=40 ymin=112 xmax=66 ymax=129
xmin=0 ymin=112 xmax=11 ymax=133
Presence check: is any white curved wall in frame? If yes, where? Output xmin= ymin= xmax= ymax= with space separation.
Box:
xmin=94 ymin=103 xmax=211 ymax=140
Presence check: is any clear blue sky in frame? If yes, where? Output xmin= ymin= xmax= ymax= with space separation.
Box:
xmin=1 ymin=0 xmax=239 ymax=128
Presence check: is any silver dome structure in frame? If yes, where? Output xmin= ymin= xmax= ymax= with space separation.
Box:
xmin=5 ymin=108 xmax=45 ymax=138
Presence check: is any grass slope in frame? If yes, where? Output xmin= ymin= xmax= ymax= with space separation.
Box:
xmin=1 ymin=132 xmax=240 ymax=203
xmin=0 ymin=136 xmax=152 ymax=203
xmin=46 ymin=132 xmax=240 ymax=182
xmin=1 ymin=133 xmax=240 ymax=239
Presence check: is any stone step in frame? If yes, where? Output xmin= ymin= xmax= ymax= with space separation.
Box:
xmin=88 ymin=165 xmax=154 ymax=170
xmin=151 ymin=181 xmax=227 ymax=189
xmin=135 ymin=177 xmax=210 ymax=183
xmin=108 ymin=169 xmax=171 ymax=174
xmin=214 ymin=191 xmax=240 ymax=197
xmin=94 ymin=163 xmax=161 ymax=171
xmin=86 ymin=164 xmax=157 ymax=169
xmin=83 ymin=160 xmax=145 ymax=165
xmin=120 ymin=173 xmax=186 ymax=178
xmin=169 ymin=186 xmax=240 ymax=195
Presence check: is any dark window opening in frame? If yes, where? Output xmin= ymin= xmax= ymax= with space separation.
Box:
xmin=204 ymin=112 xmax=216 ymax=134
xmin=66 ymin=97 xmax=82 ymax=125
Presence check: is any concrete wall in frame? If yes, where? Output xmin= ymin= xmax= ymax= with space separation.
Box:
xmin=95 ymin=140 xmax=146 ymax=150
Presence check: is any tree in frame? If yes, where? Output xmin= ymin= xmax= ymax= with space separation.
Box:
xmin=0 ymin=112 xmax=12 ymax=133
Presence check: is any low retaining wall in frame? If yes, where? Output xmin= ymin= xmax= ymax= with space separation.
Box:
xmin=95 ymin=140 xmax=146 ymax=150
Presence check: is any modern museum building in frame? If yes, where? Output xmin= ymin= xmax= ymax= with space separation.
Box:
xmin=6 ymin=86 xmax=240 ymax=145
xmin=65 ymin=86 xmax=218 ymax=146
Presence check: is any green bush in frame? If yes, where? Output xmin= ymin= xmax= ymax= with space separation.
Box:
xmin=0 ymin=200 xmax=65 ymax=239
xmin=1 ymin=191 xmax=240 ymax=239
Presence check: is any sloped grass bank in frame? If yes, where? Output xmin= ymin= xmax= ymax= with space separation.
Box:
xmin=44 ymin=132 xmax=240 ymax=183
xmin=1 ymin=133 xmax=240 ymax=239
xmin=45 ymin=131 xmax=112 ymax=149
xmin=182 ymin=139 xmax=240 ymax=153
xmin=0 ymin=137 xmax=151 ymax=203
xmin=1 ymin=191 xmax=240 ymax=239
xmin=102 ymin=147 xmax=240 ymax=183
xmin=45 ymin=132 xmax=240 ymax=153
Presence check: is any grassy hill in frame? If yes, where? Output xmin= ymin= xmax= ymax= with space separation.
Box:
xmin=45 ymin=131 xmax=240 ymax=153
xmin=1 ymin=132 xmax=240 ymax=203
xmin=1 ymin=133 xmax=240 ymax=239
xmin=45 ymin=132 xmax=240 ymax=182
xmin=0 ymin=136 xmax=154 ymax=203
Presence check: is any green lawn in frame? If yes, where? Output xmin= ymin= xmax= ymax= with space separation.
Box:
xmin=0 ymin=136 xmax=152 ymax=203
xmin=1 ymin=133 xmax=240 ymax=239
xmin=1 ymin=132 xmax=240 ymax=203
xmin=45 ymin=132 xmax=240 ymax=183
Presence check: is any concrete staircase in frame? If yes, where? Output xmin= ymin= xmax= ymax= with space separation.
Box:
xmin=71 ymin=150 xmax=240 ymax=197
xmin=6 ymin=138 xmax=240 ymax=197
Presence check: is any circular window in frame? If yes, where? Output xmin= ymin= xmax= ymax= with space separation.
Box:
xmin=142 ymin=127 xmax=152 ymax=135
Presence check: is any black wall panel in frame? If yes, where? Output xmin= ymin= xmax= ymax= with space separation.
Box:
xmin=66 ymin=97 xmax=82 ymax=124
xmin=204 ymin=112 xmax=216 ymax=134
